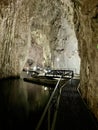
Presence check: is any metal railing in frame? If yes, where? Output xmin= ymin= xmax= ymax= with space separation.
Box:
xmin=35 ymin=76 xmax=62 ymax=130
xmin=35 ymin=75 xmax=71 ymax=130
xmin=50 ymin=79 xmax=71 ymax=130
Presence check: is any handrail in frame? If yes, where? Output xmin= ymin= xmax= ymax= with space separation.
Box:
xmin=35 ymin=76 xmax=62 ymax=130
xmin=51 ymin=79 xmax=71 ymax=130
xmin=45 ymin=69 xmax=74 ymax=79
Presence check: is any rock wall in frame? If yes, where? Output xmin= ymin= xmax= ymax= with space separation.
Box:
xmin=0 ymin=0 xmax=80 ymax=78
xmin=0 ymin=0 xmax=98 ymax=122
xmin=73 ymin=0 xmax=98 ymax=119
xmin=29 ymin=0 xmax=80 ymax=73
xmin=24 ymin=42 xmax=44 ymax=69
xmin=49 ymin=0 xmax=80 ymax=74
xmin=0 ymin=0 xmax=31 ymax=78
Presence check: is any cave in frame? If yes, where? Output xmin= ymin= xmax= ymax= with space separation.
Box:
xmin=0 ymin=0 xmax=98 ymax=130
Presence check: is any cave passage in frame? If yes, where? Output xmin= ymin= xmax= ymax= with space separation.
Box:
xmin=0 ymin=77 xmax=98 ymax=130
xmin=0 ymin=0 xmax=98 ymax=129
xmin=55 ymin=79 xmax=98 ymax=130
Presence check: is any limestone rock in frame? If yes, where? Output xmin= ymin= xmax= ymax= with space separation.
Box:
xmin=0 ymin=0 xmax=80 ymax=79
xmin=73 ymin=0 xmax=98 ymax=120
xmin=0 ymin=0 xmax=31 ymax=78
xmin=30 ymin=0 xmax=80 ymax=73
xmin=24 ymin=42 xmax=44 ymax=69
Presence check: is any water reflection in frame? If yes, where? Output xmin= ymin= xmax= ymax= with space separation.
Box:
xmin=0 ymin=79 xmax=51 ymax=130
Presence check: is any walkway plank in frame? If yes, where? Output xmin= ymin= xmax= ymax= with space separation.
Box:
xmin=55 ymin=79 xmax=98 ymax=130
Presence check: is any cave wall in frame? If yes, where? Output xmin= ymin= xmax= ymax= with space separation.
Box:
xmin=0 ymin=0 xmax=80 ymax=78
xmin=0 ymin=0 xmax=98 ymax=121
xmin=73 ymin=0 xmax=98 ymax=119
xmin=0 ymin=0 xmax=31 ymax=78
xmin=29 ymin=0 xmax=80 ymax=73
xmin=49 ymin=0 xmax=80 ymax=74
xmin=24 ymin=42 xmax=44 ymax=68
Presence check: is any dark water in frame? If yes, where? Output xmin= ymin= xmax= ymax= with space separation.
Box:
xmin=1 ymin=77 xmax=98 ymax=130
xmin=0 ymin=78 xmax=52 ymax=130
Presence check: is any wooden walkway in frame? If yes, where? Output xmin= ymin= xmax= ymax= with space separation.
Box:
xmin=55 ymin=79 xmax=98 ymax=130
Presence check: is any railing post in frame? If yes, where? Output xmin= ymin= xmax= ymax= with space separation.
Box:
xmin=35 ymin=76 xmax=62 ymax=130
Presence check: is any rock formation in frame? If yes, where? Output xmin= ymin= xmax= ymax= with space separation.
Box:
xmin=29 ymin=0 xmax=80 ymax=73
xmin=0 ymin=0 xmax=31 ymax=78
xmin=0 ymin=0 xmax=98 ymax=122
xmin=24 ymin=41 xmax=44 ymax=69
xmin=73 ymin=0 xmax=98 ymax=119
xmin=0 ymin=0 xmax=80 ymax=77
